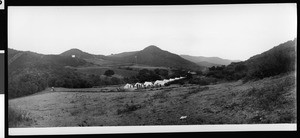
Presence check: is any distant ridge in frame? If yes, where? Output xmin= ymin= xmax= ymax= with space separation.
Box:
xmin=180 ymin=55 xmax=241 ymax=66
xmin=60 ymin=45 xmax=205 ymax=71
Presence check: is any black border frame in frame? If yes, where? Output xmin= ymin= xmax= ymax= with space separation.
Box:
xmin=2 ymin=0 xmax=298 ymax=137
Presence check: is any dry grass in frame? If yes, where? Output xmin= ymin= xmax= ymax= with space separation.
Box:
xmin=8 ymin=72 xmax=296 ymax=127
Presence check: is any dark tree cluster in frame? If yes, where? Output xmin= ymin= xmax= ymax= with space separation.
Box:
xmin=136 ymin=69 xmax=161 ymax=82
xmin=8 ymin=67 xmax=124 ymax=99
xmin=123 ymin=68 xmax=190 ymax=83
xmin=104 ymin=69 xmax=115 ymax=76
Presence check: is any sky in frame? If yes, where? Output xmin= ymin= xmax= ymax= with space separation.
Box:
xmin=8 ymin=4 xmax=297 ymax=61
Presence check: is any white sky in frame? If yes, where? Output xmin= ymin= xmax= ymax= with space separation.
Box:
xmin=8 ymin=4 xmax=297 ymax=61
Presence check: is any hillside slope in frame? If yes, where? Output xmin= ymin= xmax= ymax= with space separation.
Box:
xmin=60 ymin=48 xmax=106 ymax=59
xmin=220 ymin=38 xmax=296 ymax=80
xmin=8 ymin=71 xmax=296 ymax=127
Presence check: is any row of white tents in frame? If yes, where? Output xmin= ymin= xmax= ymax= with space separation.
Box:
xmin=123 ymin=76 xmax=185 ymax=89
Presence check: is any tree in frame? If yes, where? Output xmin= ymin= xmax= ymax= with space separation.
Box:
xmin=104 ymin=70 xmax=115 ymax=76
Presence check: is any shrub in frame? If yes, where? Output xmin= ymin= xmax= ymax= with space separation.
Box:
xmin=104 ymin=70 xmax=115 ymax=77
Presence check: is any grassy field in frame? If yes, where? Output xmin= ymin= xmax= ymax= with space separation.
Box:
xmin=8 ymin=72 xmax=296 ymax=127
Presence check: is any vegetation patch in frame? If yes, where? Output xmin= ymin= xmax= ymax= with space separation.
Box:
xmin=116 ymin=103 xmax=142 ymax=115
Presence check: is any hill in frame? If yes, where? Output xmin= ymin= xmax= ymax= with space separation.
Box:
xmin=60 ymin=46 xmax=205 ymax=71
xmin=110 ymin=45 xmax=204 ymax=71
xmin=243 ymin=38 xmax=296 ymax=79
xmin=60 ymin=48 xmax=107 ymax=59
xmin=180 ymin=55 xmax=241 ymax=66
xmin=7 ymin=48 xmax=93 ymax=99
xmin=8 ymin=48 xmax=88 ymax=74
xmin=206 ymin=38 xmax=297 ymax=81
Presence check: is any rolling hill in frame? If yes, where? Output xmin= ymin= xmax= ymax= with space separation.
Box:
xmin=61 ymin=45 xmax=205 ymax=71
xmin=180 ymin=55 xmax=241 ymax=66
xmin=60 ymin=48 xmax=106 ymax=59
xmin=8 ymin=48 xmax=89 ymax=74
xmin=243 ymin=38 xmax=296 ymax=77
xmin=222 ymin=38 xmax=296 ymax=80
xmin=107 ymin=45 xmax=204 ymax=71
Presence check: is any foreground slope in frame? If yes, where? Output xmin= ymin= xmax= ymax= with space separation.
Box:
xmin=9 ymin=71 xmax=296 ymax=127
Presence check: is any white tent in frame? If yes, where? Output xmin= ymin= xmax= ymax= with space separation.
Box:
xmin=163 ymin=79 xmax=169 ymax=82
xmin=169 ymin=78 xmax=175 ymax=82
xmin=124 ymin=83 xmax=133 ymax=89
xmin=144 ymin=82 xmax=153 ymax=87
xmin=163 ymin=79 xmax=170 ymax=85
xmin=154 ymin=80 xmax=165 ymax=87
xmin=134 ymin=83 xmax=144 ymax=88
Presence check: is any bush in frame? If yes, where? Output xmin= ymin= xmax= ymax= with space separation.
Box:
xmin=104 ymin=70 xmax=115 ymax=77
xmin=136 ymin=69 xmax=161 ymax=82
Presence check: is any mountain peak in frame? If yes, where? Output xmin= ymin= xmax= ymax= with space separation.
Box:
xmin=68 ymin=48 xmax=84 ymax=52
xmin=60 ymin=48 xmax=95 ymax=59
xmin=143 ymin=45 xmax=162 ymax=51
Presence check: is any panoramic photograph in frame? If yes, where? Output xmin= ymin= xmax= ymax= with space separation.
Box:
xmin=7 ymin=4 xmax=296 ymax=128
